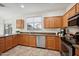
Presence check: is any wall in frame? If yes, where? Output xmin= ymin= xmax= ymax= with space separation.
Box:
xmin=67 ymin=26 xmax=79 ymax=34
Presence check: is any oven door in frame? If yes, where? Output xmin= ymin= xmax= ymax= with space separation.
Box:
xmin=61 ymin=41 xmax=73 ymax=56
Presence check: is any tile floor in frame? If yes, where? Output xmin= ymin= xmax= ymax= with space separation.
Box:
xmin=1 ymin=45 xmax=61 ymax=56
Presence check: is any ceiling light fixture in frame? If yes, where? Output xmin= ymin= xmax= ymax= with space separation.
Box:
xmin=20 ymin=4 xmax=24 ymax=8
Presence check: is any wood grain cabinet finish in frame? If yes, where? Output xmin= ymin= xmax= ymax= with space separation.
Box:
xmin=54 ymin=16 xmax=62 ymax=28
xmin=46 ymin=36 xmax=61 ymax=51
xmin=44 ymin=17 xmax=51 ymax=28
xmin=63 ymin=12 xmax=69 ymax=27
xmin=68 ymin=5 xmax=76 ymax=18
xmin=44 ymin=16 xmax=62 ymax=28
xmin=12 ymin=35 xmax=18 ymax=47
xmin=46 ymin=36 xmax=55 ymax=50
xmin=21 ymin=34 xmax=29 ymax=46
xmin=0 ymin=37 xmax=5 ymax=53
xmin=55 ymin=37 xmax=61 ymax=51
xmin=29 ymin=35 xmax=36 ymax=47
xmin=5 ymin=36 xmax=13 ymax=50
xmin=76 ymin=3 xmax=79 ymax=13
xmin=75 ymin=48 xmax=79 ymax=56
xmin=16 ymin=19 xmax=24 ymax=29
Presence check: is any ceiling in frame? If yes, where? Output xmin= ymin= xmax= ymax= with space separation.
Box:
xmin=0 ymin=3 xmax=72 ymax=19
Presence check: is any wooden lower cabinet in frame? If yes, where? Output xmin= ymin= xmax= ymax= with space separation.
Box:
xmin=46 ymin=36 xmax=55 ymax=50
xmin=0 ymin=37 xmax=5 ymax=53
xmin=46 ymin=36 xmax=61 ymax=51
xmin=21 ymin=34 xmax=29 ymax=46
xmin=18 ymin=34 xmax=29 ymax=46
xmin=29 ymin=35 xmax=36 ymax=47
xmin=12 ymin=35 xmax=18 ymax=47
xmin=5 ymin=36 xmax=13 ymax=50
xmin=75 ymin=48 xmax=79 ymax=56
xmin=55 ymin=37 xmax=61 ymax=51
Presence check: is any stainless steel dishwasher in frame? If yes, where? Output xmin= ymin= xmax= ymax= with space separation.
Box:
xmin=36 ymin=36 xmax=45 ymax=48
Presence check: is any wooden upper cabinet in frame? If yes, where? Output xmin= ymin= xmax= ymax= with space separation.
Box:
xmin=29 ymin=35 xmax=36 ymax=47
xmin=16 ymin=19 xmax=24 ymax=29
xmin=44 ymin=17 xmax=51 ymax=28
xmin=63 ymin=13 xmax=69 ymax=27
xmin=76 ymin=3 xmax=79 ymax=13
xmin=68 ymin=5 xmax=76 ymax=18
xmin=50 ymin=17 xmax=54 ymax=28
xmin=44 ymin=16 xmax=62 ymax=28
xmin=0 ymin=37 xmax=5 ymax=53
xmin=54 ymin=16 xmax=62 ymax=28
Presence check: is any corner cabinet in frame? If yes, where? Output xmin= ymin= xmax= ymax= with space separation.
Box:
xmin=16 ymin=19 xmax=24 ymax=29
xmin=63 ymin=12 xmax=69 ymax=27
xmin=5 ymin=36 xmax=13 ymax=50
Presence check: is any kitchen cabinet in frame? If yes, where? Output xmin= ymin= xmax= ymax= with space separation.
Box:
xmin=54 ymin=16 xmax=62 ymax=28
xmin=44 ymin=17 xmax=51 ymax=28
xmin=75 ymin=48 xmax=79 ymax=56
xmin=63 ymin=12 xmax=69 ymax=27
xmin=50 ymin=17 xmax=54 ymax=28
xmin=18 ymin=34 xmax=23 ymax=45
xmin=55 ymin=36 xmax=61 ymax=51
xmin=21 ymin=34 xmax=29 ymax=46
xmin=46 ymin=36 xmax=55 ymax=50
xmin=68 ymin=5 xmax=76 ymax=18
xmin=0 ymin=37 xmax=5 ymax=53
xmin=16 ymin=19 xmax=24 ymax=29
xmin=46 ymin=36 xmax=61 ymax=51
xmin=44 ymin=16 xmax=62 ymax=28
xmin=5 ymin=36 xmax=13 ymax=50
xmin=29 ymin=35 xmax=36 ymax=47
xmin=76 ymin=3 xmax=79 ymax=13
xmin=18 ymin=34 xmax=29 ymax=46
xmin=12 ymin=35 xmax=18 ymax=47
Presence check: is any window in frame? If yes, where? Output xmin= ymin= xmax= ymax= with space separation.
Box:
xmin=26 ymin=16 xmax=43 ymax=30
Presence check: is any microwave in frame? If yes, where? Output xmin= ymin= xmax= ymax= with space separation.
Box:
xmin=68 ymin=13 xmax=79 ymax=26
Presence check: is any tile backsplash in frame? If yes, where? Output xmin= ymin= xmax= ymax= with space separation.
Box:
xmin=67 ymin=26 xmax=79 ymax=34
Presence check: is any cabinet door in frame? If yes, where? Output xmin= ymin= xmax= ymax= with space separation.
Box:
xmin=5 ymin=36 xmax=12 ymax=50
xmin=76 ymin=3 xmax=79 ymax=13
xmin=16 ymin=19 xmax=24 ymax=29
xmin=44 ymin=17 xmax=50 ymax=28
xmin=46 ymin=36 xmax=55 ymax=50
xmin=54 ymin=16 xmax=62 ymax=28
xmin=12 ymin=35 xmax=18 ymax=47
xmin=75 ymin=48 xmax=79 ymax=56
xmin=29 ymin=35 xmax=36 ymax=47
xmin=69 ymin=5 xmax=76 ymax=18
xmin=0 ymin=37 xmax=5 ymax=53
xmin=22 ymin=34 xmax=29 ymax=46
xmin=63 ymin=13 xmax=68 ymax=27
xmin=50 ymin=17 xmax=54 ymax=28
xmin=55 ymin=37 xmax=61 ymax=51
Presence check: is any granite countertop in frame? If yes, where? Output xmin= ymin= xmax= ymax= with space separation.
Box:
xmin=0 ymin=31 xmax=60 ymax=38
